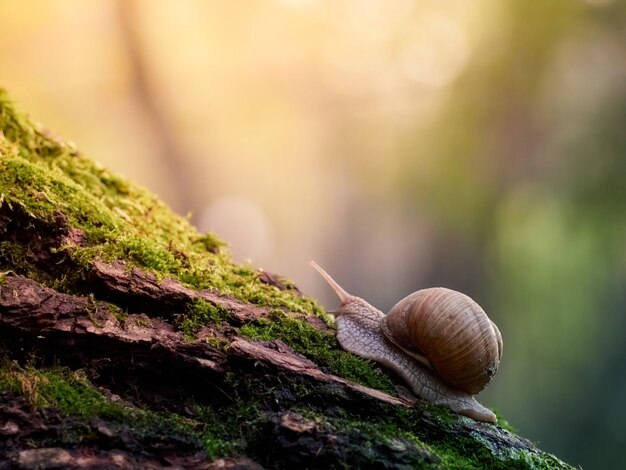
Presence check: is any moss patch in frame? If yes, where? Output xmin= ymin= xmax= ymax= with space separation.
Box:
xmin=175 ymin=298 xmax=232 ymax=337
xmin=239 ymin=310 xmax=395 ymax=393
xmin=0 ymin=359 xmax=224 ymax=457
xmin=189 ymin=400 xmax=260 ymax=457
xmin=426 ymin=438 xmax=572 ymax=470
xmin=0 ymin=362 xmax=120 ymax=419
xmin=492 ymin=408 xmax=518 ymax=434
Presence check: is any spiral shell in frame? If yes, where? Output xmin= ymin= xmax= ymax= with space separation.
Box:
xmin=381 ymin=288 xmax=502 ymax=395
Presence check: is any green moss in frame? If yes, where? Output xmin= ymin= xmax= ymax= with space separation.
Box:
xmin=121 ymin=237 xmax=179 ymax=273
xmin=176 ymin=298 xmax=231 ymax=337
xmin=0 ymin=359 xmax=222 ymax=456
xmin=427 ymin=437 xmax=571 ymax=470
xmin=202 ymin=336 xmax=230 ymax=350
xmin=422 ymin=402 xmax=461 ymax=428
xmin=320 ymin=404 xmax=570 ymax=470
xmin=387 ymin=407 xmax=568 ymax=470
xmin=493 ymin=408 xmax=518 ymax=434
xmin=0 ymin=241 xmax=24 ymax=271
xmin=189 ymin=400 xmax=260 ymax=458
xmin=239 ymin=310 xmax=395 ymax=393
xmin=193 ymin=232 xmax=226 ymax=254
xmin=0 ymin=361 xmax=125 ymax=419
xmin=108 ymin=303 xmax=129 ymax=323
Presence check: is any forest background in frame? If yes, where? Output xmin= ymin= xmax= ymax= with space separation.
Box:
xmin=1 ymin=1 xmax=624 ymax=468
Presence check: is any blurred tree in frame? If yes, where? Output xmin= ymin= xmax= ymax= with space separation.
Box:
xmin=117 ymin=0 xmax=197 ymax=215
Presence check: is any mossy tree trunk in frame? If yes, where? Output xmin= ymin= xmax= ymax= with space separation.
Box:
xmin=0 ymin=90 xmax=572 ymax=469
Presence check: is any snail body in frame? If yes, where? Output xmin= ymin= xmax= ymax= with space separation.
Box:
xmin=310 ymin=260 xmax=501 ymax=423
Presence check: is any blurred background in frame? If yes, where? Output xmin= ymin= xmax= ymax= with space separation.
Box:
xmin=1 ymin=0 xmax=624 ymax=467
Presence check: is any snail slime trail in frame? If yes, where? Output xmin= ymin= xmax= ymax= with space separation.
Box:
xmin=310 ymin=260 xmax=500 ymax=423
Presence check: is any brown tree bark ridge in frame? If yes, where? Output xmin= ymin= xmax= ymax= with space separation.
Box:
xmin=0 ymin=270 xmax=410 ymax=409
xmin=0 ymin=90 xmax=573 ymax=469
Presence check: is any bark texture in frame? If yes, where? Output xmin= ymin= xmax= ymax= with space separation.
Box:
xmin=0 ymin=90 xmax=573 ymax=469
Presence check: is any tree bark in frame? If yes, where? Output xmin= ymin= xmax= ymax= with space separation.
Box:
xmin=0 ymin=90 xmax=572 ymax=469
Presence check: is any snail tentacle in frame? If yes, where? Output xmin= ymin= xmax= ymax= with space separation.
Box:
xmin=310 ymin=260 xmax=353 ymax=305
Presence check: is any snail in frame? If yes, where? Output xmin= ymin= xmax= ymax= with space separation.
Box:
xmin=310 ymin=260 xmax=502 ymax=423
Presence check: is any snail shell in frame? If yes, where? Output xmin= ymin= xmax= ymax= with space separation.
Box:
xmin=381 ymin=287 xmax=502 ymax=395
